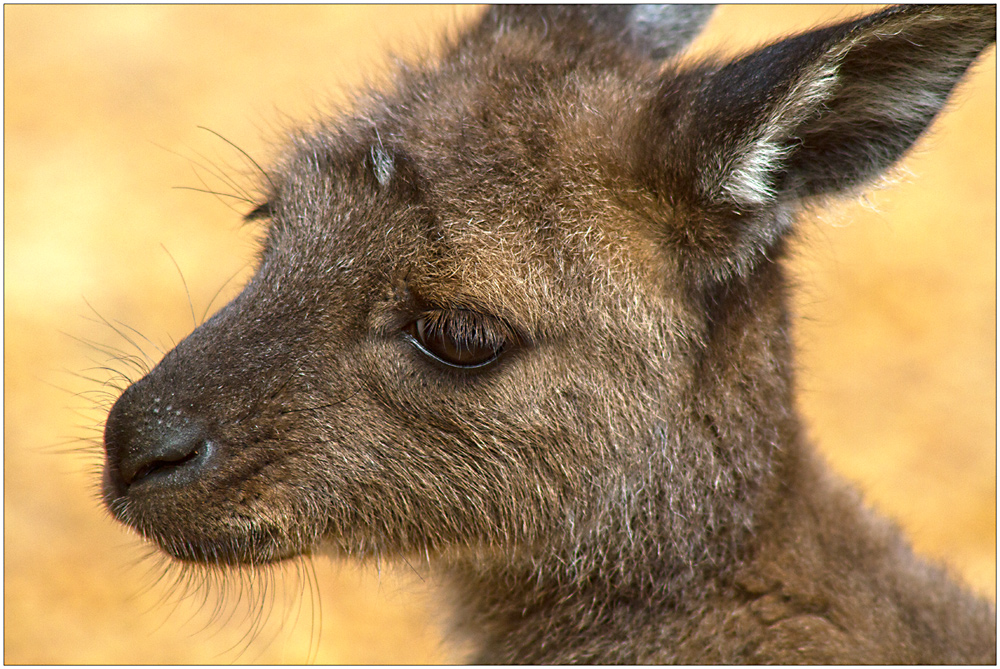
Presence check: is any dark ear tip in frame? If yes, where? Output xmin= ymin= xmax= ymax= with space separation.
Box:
xmin=628 ymin=5 xmax=717 ymax=59
xmin=879 ymin=4 xmax=996 ymax=38
xmin=479 ymin=4 xmax=716 ymax=63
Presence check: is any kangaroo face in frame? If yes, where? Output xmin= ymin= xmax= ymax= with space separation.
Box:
xmin=102 ymin=50 xmax=727 ymax=567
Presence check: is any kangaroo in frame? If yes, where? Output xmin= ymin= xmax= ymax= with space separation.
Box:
xmin=101 ymin=5 xmax=996 ymax=663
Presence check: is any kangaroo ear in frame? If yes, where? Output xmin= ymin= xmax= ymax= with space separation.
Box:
xmin=639 ymin=5 xmax=995 ymax=278
xmin=478 ymin=4 xmax=716 ymax=61
xmin=669 ymin=5 xmax=995 ymax=208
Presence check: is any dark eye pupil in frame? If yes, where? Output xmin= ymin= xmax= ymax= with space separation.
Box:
xmin=411 ymin=314 xmax=504 ymax=368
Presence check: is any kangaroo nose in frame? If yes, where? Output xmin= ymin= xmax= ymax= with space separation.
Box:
xmin=119 ymin=423 xmax=212 ymax=487
xmin=104 ymin=390 xmax=215 ymax=492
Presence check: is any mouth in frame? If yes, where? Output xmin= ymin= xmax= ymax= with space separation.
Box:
xmin=103 ymin=477 xmax=312 ymax=567
xmin=147 ymin=522 xmax=309 ymax=567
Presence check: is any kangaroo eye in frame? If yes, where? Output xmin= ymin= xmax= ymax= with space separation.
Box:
xmin=406 ymin=311 xmax=507 ymax=369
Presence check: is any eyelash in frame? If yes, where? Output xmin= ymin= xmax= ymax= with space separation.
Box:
xmin=404 ymin=309 xmax=509 ymax=369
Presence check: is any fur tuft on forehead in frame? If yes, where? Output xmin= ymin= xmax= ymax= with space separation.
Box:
xmin=369 ymin=143 xmax=395 ymax=188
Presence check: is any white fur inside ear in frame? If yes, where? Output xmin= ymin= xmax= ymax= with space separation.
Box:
xmin=721 ymin=60 xmax=841 ymax=207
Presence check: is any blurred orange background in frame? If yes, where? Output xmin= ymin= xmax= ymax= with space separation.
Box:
xmin=5 ymin=5 xmax=995 ymax=664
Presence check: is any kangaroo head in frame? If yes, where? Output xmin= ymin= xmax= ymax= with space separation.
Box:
xmin=102 ymin=4 xmax=994 ymax=601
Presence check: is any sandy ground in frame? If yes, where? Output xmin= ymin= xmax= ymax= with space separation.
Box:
xmin=5 ymin=5 xmax=995 ymax=664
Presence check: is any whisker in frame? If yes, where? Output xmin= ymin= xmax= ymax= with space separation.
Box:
xmin=171 ymin=185 xmax=255 ymax=203
xmin=200 ymin=262 xmax=253 ymax=326
xmin=159 ymin=244 xmax=197 ymax=331
xmin=111 ymin=319 xmax=167 ymax=360
xmin=197 ymin=125 xmax=276 ymax=193
xmin=150 ymin=139 xmax=257 ymax=216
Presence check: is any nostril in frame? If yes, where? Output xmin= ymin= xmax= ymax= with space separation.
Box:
xmin=104 ymin=389 xmax=217 ymax=492
xmin=118 ymin=426 xmax=215 ymax=488
xmin=126 ymin=438 xmax=206 ymax=486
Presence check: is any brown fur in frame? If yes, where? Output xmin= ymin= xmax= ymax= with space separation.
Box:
xmin=101 ymin=5 xmax=996 ymax=663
